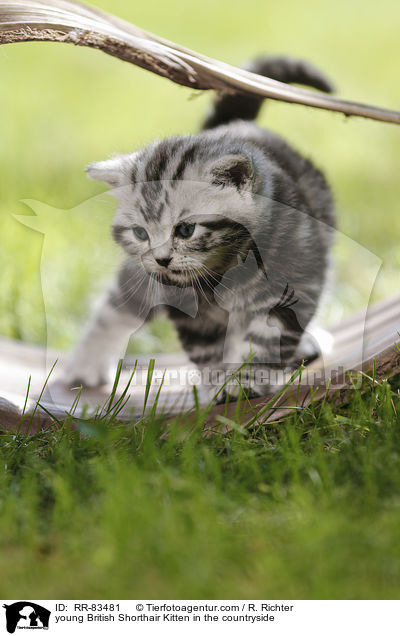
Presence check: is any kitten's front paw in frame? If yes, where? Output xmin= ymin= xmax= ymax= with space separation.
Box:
xmin=63 ymin=354 xmax=112 ymax=389
xmin=295 ymin=325 xmax=333 ymax=366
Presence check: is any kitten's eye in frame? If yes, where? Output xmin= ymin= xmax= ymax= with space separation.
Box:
xmin=175 ymin=222 xmax=195 ymax=239
xmin=133 ymin=226 xmax=149 ymax=241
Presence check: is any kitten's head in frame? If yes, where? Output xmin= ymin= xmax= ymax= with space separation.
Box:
xmin=88 ymin=135 xmax=270 ymax=286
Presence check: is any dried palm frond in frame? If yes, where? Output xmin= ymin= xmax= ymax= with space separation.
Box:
xmin=0 ymin=0 xmax=399 ymax=124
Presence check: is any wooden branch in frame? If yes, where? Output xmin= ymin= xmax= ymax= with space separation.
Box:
xmin=1 ymin=292 xmax=399 ymax=433
xmin=0 ymin=0 xmax=399 ymax=124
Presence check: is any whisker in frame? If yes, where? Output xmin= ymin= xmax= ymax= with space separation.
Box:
xmin=111 ymin=271 xmax=148 ymax=310
xmin=192 ymin=269 xmax=211 ymax=305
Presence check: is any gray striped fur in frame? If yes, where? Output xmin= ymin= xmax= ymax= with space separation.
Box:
xmin=65 ymin=56 xmax=335 ymax=397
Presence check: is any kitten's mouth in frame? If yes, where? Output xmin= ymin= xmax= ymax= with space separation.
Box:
xmin=150 ymin=269 xmax=192 ymax=287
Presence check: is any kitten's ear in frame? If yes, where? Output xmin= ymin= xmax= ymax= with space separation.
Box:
xmin=86 ymin=156 xmax=124 ymax=187
xmin=210 ymin=154 xmax=254 ymax=190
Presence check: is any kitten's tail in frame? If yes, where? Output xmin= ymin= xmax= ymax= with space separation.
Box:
xmin=202 ymin=56 xmax=334 ymax=130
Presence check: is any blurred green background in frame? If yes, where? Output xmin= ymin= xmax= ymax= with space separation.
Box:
xmin=0 ymin=0 xmax=399 ymax=352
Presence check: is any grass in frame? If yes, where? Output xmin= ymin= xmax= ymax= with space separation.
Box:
xmin=1 ymin=371 xmax=400 ymax=599
xmin=0 ymin=0 xmax=400 ymax=600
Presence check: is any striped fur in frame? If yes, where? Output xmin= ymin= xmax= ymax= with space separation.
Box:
xmin=65 ymin=56 xmax=335 ymax=396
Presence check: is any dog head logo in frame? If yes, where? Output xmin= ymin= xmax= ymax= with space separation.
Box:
xmin=3 ymin=602 xmax=51 ymax=633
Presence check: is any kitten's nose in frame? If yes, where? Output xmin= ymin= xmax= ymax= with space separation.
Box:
xmin=155 ymin=257 xmax=172 ymax=268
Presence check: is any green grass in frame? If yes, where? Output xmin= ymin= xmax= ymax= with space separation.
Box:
xmin=1 ymin=0 xmax=400 ymax=600
xmin=1 ymin=372 xmax=400 ymax=599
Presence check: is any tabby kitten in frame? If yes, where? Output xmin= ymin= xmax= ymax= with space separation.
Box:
xmin=65 ymin=56 xmax=335 ymax=397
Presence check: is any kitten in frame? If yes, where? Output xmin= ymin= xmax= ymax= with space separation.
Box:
xmin=64 ymin=56 xmax=335 ymax=398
